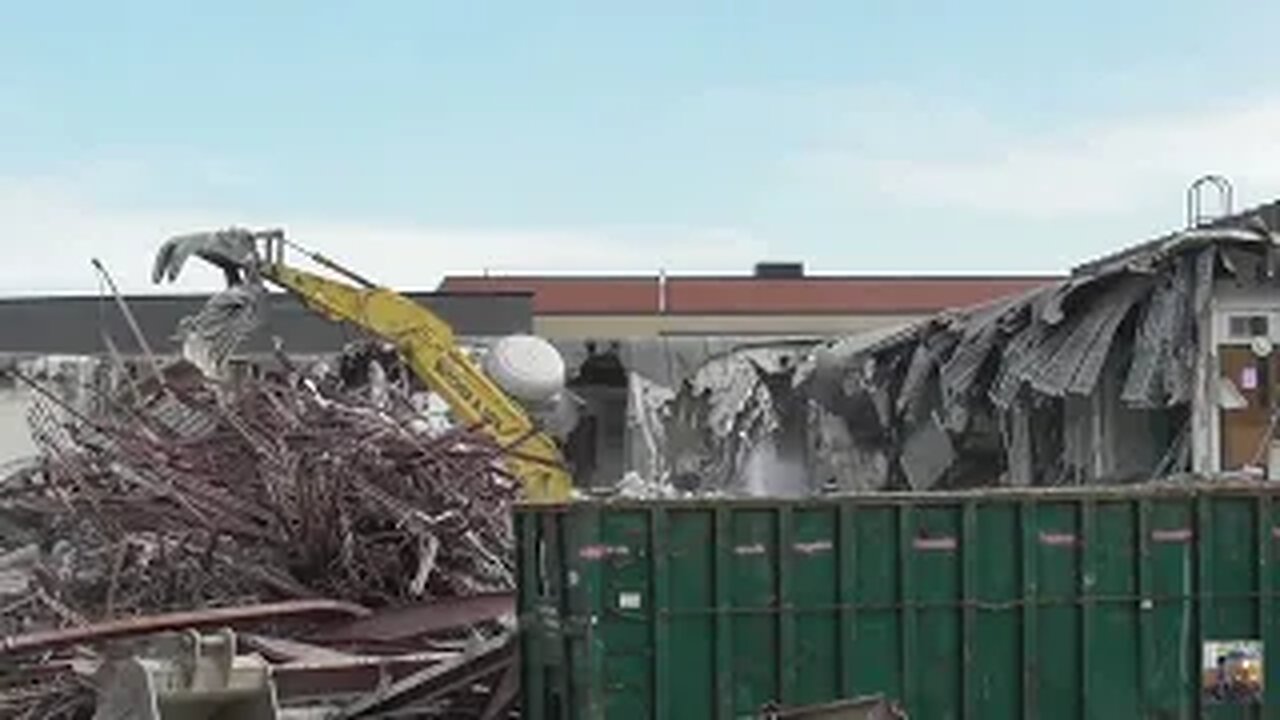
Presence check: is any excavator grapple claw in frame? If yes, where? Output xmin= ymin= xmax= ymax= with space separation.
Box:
xmin=152 ymin=228 xmax=260 ymax=285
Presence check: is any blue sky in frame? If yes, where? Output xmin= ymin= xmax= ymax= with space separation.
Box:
xmin=6 ymin=1 xmax=1280 ymax=293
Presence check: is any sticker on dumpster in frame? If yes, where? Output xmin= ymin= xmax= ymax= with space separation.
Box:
xmin=1038 ymin=532 xmax=1078 ymax=547
xmin=912 ymin=535 xmax=957 ymax=552
xmin=734 ymin=543 xmax=767 ymax=556
xmin=618 ymin=592 xmax=642 ymax=610
xmin=1152 ymin=528 xmax=1193 ymax=544
xmin=1203 ymin=639 xmax=1263 ymax=704
xmin=792 ymin=540 xmax=833 ymax=555
xmin=578 ymin=544 xmax=630 ymax=561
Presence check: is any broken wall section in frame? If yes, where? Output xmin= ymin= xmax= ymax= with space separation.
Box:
xmin=549 ymin=338 xmax=826 ymax=497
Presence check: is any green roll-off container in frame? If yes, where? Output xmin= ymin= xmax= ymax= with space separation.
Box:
xmin=516 ymin=484 xmax=1280 ymax=719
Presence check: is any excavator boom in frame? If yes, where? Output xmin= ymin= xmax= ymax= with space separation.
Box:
xmin=154 ymin=229 xmax=572 ymax=503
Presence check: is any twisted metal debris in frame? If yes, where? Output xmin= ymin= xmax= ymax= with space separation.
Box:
xmin=0 ymin=352 xmax=522 ymax=717
xmin=797 ymin=219 xmax=1280 ymax=490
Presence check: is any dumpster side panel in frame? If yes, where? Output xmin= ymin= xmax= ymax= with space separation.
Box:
xmin=972 ymin=502 xmax=1020 ymax=720
xmin=1032 ymin=500 xmax=1082 ymax=719
xmin=1147 ymin=498 xmax=1197 ymax=717
xmin=905 ymin=504 xmax=963 ymax=719
xmin=729 ymin=509 xmax=781 ymax=715
xmin=848 ymin=505 xmax=902 ymax=703
xmin=598 ymin=510 xmax=652 ymax=720
xmin=519 ymin=487 xmax=1280 ymax=719
xmin=665 ymin=509 xmax=715 ymax=719
xmin=1268 ymin=499 xmax=1280 ymax=710
xmin=791 ymin=507 xmax=840 ymax=707
xmin=1199 ymin=496 xmax=1262 ymax=720
xmin=1089 ymin=501 xmax=1141 ymax=717
xmin=519 ymin=510 xmax=576 ymax=720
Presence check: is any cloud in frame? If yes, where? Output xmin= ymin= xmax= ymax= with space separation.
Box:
xmin=0 ymin=168 xmax=767 ymax=296
xmin=800 ymin=95 xmax=1280 ymax=220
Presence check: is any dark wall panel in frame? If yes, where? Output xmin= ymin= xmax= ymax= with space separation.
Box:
xmin=0 ymin=291 xmax=532 ymax=355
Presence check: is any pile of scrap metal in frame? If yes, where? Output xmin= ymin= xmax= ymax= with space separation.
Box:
xmin=0 ymin=597 xmax=519 ymax=719
xmin=793 ymin=219 xmax=1280 ymax=490
xmin=0 ymin=348 xmax=522 ymax=717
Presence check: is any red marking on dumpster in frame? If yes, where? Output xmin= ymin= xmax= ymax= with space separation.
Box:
xmin=1151 ymin=528 xmax=1193 ymax=543
xmin=1038 ymin=532 xmax=1078 ymax=547
xmin=578 ymin=545 xmax=630 ymax=560
xmin=913 ymin=536 xmax=957 ymax=551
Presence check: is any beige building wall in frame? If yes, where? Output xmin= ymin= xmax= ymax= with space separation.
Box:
xmin=0 ymin=388 xmax=35 ymax=463
xmin=532 ymin=312 xmax=926 ymax=338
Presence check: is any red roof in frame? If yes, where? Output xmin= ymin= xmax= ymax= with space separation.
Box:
xmin=442 ymin=277 xmax=659 ymax=314
xmin=439 ymin=275 xmax=1060 ymax=315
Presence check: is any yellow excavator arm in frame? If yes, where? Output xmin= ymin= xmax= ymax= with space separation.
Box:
xmin=154 ymin=229 xmax=572 ymax=503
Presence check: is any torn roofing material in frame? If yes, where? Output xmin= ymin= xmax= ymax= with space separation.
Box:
xmin=798 ymin=207 xmax=1280 ymax=490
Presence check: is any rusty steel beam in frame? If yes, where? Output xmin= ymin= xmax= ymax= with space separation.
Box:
xmin=478 ymin=661 xmax=519 ymax=720
xmin=0 ymin=599 xmax=369 ymax=657
xmin=271 ymin=651 xmax=457 ymax=701
xmin=310 ymin=593 xmax=514 ymax=644
xmin=339 ymin=635 xmax=515 ymax=718
xmin=240 ymin=633 xmax=359 ymax=664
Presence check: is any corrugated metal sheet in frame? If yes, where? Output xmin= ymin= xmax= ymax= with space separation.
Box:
xmin=938 ymin=295 xmax=1030 ymax=424
xmin=1034 ymin=277 xmax=1150 ymax=397
xmin=798 ymin=221 xmax=1280 ymax=489
xmin=1121 ymin=277 xmax=1179 ymax=406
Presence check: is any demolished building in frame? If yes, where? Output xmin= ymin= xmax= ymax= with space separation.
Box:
xmin=4 ymin=191 xmax=1280 ymax=716
xmin=9 ymin=199 xmax=1280 ymax=502
xmin=756 ymin=202 xmax=1280 ymax=491
xmin=556 ymin=199 xmax=1280 ymax=495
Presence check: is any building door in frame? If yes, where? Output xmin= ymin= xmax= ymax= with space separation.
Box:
xmin=1219 ymin=344 xmax=1278 ymax=473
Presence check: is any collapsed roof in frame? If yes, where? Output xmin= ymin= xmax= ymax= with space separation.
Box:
xmin=793 ymin=205 xmax=1280 ymax=491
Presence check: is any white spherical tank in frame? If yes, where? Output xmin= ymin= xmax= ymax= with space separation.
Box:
xmin=483 ymin=334 xmax=567 ymax=405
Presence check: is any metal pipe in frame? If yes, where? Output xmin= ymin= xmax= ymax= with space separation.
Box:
xmin=91 ymin=258 xmax=168 ymax=389
xmin=0 ymin=599 xmax=370 ymax=657
xmin=277 ymin=235 xmax=379 ymax=289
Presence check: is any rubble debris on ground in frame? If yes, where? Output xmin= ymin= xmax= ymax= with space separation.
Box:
xmin=0 ymin=345 xmax=521 ymax=717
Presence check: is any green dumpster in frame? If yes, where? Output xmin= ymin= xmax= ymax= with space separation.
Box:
xmin=516 ymin=483 xmax=1279 ymax=719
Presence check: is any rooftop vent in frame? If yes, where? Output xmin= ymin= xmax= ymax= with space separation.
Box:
xmin=754 ymin=262 xmax=805 ymax=279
